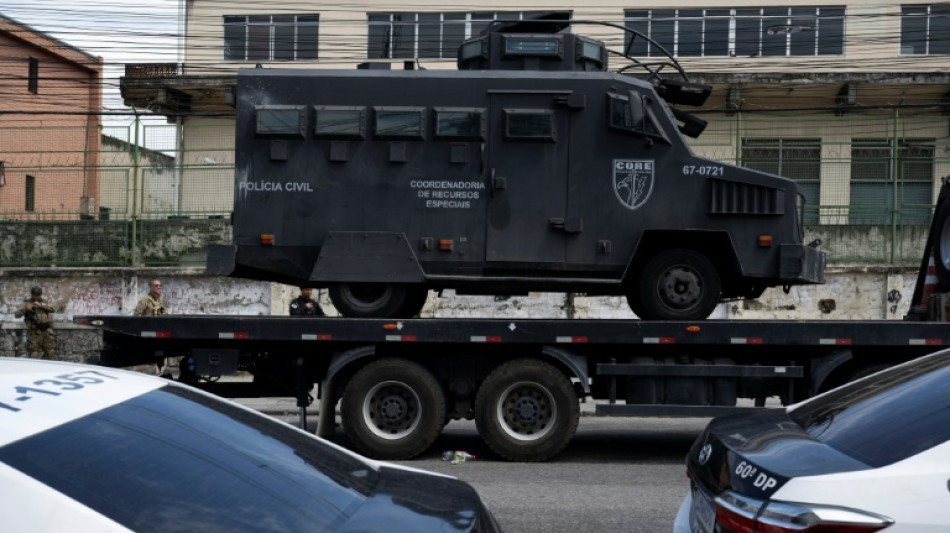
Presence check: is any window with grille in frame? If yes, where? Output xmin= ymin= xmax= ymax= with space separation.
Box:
xmin=367 ymin=12 xmax=548 ymax=59
xmin=900 ymin=4 xmax=950 ymax=55
xmin=850 ymin=139 xmax=934 ymax=225
xmin=224 ymin=15 xmax=319 ymax=61
xmin=741 ymin=139 xmax=821 ymax=224
xmin=623 ymin=7 xmax=844 ymax=58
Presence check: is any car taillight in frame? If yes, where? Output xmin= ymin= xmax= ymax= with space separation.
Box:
xmin=714 ymin=490 xmax=893 ymax=533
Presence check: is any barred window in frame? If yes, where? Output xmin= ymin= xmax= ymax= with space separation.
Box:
xmin=742 ymin=139 xmax=821 ymax=224
xmin=850 ymin=139 xmax=934 ymax=225
xmin=367 ymin=12 xmax=548 ymax=59
xmin=900 ymin=4 xmax=950 ymax=55
xmin=224 ymin=15 xmax=319 ymax=61
xmin=623 ymin=7 xmax=844 ymax=58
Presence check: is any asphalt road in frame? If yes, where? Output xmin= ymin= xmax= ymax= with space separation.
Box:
xmin=389 ymin=417 xmax=707 ymax=533
xmin=239 ymin=396 xmax=707 ymax=533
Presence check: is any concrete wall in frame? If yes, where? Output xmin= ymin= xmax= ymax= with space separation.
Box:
xmin=0 ymin=264 xmax=926 ymax=360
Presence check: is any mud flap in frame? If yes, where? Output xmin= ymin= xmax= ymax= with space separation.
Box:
xmin=310 ymin=231 xmax=425 ymax=283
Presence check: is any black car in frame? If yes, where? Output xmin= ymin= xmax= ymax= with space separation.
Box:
xmin=674 ymin=350 xmax=950 ymax=533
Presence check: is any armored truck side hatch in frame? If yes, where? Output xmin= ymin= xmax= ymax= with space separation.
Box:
xmin=208 ymin=15 xmax=826 ymax=320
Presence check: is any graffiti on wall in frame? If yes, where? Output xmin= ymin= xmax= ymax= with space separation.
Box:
xmin=0 ymin=277 xmax=272 ymax=320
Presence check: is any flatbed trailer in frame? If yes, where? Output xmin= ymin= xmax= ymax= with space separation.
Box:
xmin=74 ymin=35 xmax=950 ymax=461
xmin=75 ymin=313 xmax=950 ymax=461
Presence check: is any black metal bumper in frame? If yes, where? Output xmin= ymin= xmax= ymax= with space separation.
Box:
xmin=779 ymin=243 xmax=826 ymax=284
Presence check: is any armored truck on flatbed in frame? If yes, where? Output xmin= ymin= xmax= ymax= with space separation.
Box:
xmin=208 ymin=17 xmax=826 ymax=320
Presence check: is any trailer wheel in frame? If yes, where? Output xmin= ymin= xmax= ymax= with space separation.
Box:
xmin=341 ymin=358 xmax=445 ymax=460
xmin=474 ymin=359 xmax=579 ymax=462
xmin=329 ymin=283 xmax=426 ymax=318
xmin=638 ymin=249 xmax=721 ymax=320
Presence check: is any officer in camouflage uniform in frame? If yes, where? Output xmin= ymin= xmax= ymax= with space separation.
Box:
xmin=134 ymin=279 xmax=167 ymax=316
xmin=134 ymin=279 xmax=170 ymax=376
xmin=14 ymin=286 xmax=55 ymax=359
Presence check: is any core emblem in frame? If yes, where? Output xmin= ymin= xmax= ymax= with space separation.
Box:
xmin=613 ymin=159 xmax=654 ymax=210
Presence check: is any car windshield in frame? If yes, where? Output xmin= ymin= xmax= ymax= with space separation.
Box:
xmin=0 ymin=386 xmax=377 ymax=533
xmin=788 ymin=352 xmax=950 ymax=468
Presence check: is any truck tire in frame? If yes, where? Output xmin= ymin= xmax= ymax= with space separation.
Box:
xmin=638 ymin=249 xmax=721 ymax=320
xmin=474 ymin=359 xmax=579 ymax=462
xmin=329 ymin=283 xmax=426 ymax=318
xmin=625 ymin=288 xmax=648 ymax=319
xmin=341 ymin=358 xmax=445 ymax=460
xmin=396 ymin=287 xmax=429 ymax=318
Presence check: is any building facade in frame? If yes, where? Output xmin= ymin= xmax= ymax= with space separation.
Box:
xmin=122 ymin=1 xmax=950 ymax=266
xmin=0 ymin=14 xmax=103 ymax=220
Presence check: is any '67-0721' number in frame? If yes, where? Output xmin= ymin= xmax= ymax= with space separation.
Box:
xmin=0 ymin=370 xmax=118 ymax=413
xmin=682 ymin=165 xmax=724 ymax=177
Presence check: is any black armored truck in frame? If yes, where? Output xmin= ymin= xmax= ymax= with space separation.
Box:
xmin=209 ymin=17 xmax=826 ymax=320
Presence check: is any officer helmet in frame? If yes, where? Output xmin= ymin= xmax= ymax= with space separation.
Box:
xmin=30 ymin=286 xmax=42 ymax=296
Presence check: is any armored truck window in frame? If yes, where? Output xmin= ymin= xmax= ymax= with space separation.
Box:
xmin=256 ymin=106 xmax=306 ymax=136
xmin=607 ymin=94 xmax=661 ymax=138
xmin=503 ymin=110 xmax=555 ymax=141
xmin=503 ymin=36 xmax=561 ymax=58
xmin=374 ymin=108 xmax=425 ymax=139
xmin=314 ymin=107 xmax=365 ymax=138
xmin=434 ymin=108 xmax=485 ymax=140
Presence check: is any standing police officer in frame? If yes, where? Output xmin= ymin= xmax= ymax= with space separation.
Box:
xmin=135 ymin=279 xmax=167 ymax=316
xmin=14 ymin=286 xmax=55 ymax=359
xmin=290 ymin=287 xmax=325 ymax=316
xmin=134 ymin=279 xmax=170 ymax=376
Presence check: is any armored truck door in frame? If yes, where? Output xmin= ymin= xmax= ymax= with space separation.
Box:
xmin=486 ymin=94 xmax=569 ymax=264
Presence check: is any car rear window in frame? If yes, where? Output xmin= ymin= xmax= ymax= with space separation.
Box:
xmin=0 ymin=386 xmax=377 ymax=533
xmin=789 ymin=353 xmax=950 ymax=467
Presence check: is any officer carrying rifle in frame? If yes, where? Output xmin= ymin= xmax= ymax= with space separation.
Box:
xmin=14 ymin=286 xmax=55 ymax=359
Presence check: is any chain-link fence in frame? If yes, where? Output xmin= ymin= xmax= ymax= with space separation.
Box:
xmin=0 ymin=114 xmax=946 ymax=267
xmin=0 ymin=121 xmax=234 ymax=267
xmin=693 ymin=112 xmax=949 ymax=264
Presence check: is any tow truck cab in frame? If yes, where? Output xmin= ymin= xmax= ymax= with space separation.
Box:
xmin=209 ymin=16 xmax=826 ymax=320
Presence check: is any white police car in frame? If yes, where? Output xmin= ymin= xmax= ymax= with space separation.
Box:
xmin=673 ymin=349 xmax=950 ymax=533
xmin=0 ymin=358 xmax=501 ymax=532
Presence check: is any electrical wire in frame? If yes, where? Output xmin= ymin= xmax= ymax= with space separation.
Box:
xmin=0 ymin=1 xmax=949 ymax=121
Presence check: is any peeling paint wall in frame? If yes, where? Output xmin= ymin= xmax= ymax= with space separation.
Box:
xmin=0 ymin=273 xmax=273 ymax=319
xmin=0 ymin=266 xmax=937 ymax=360
xmin=0 ymin=267 xmax=926 ymax=323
